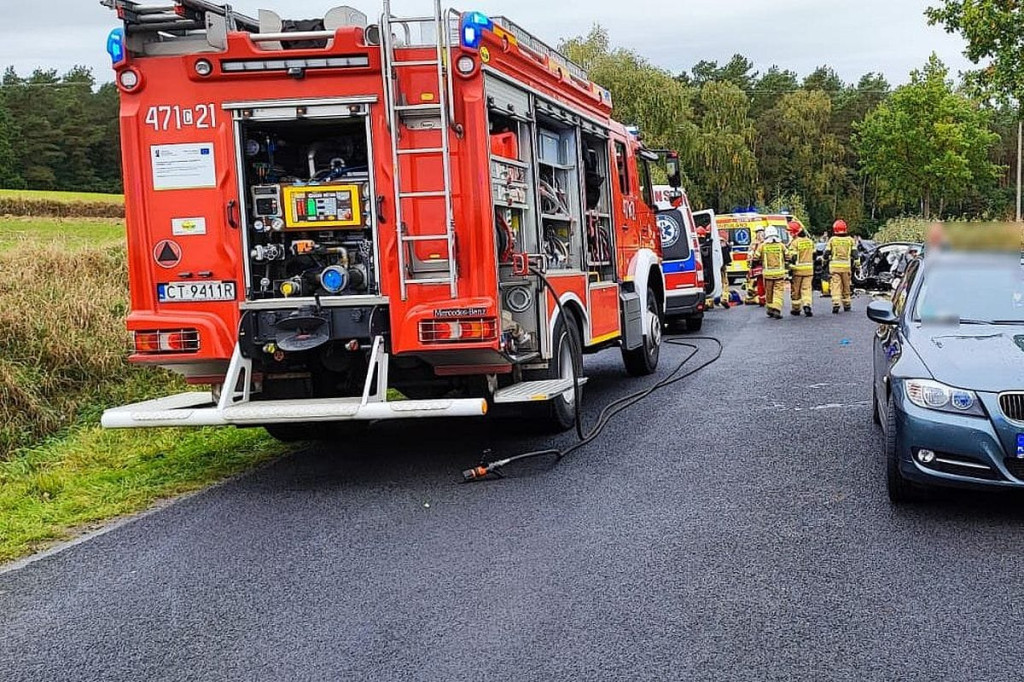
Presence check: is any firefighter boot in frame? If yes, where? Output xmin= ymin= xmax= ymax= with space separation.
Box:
xmin=832 ymin=306 xmax=840 ymax=314
xmin=804 ymin=306 xmax=814 ymax=317
xmin=843 ymin=304 xmax=852 ymax=313
xmin=790 ymin=308 xmax=801 ymax=316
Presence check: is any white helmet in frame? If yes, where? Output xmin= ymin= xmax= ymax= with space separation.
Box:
xmin=764 ymin=226 xmax=780 ymax=242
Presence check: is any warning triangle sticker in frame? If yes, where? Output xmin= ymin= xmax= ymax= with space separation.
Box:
xmin=153 ymin=240 xmax=182 ymax=268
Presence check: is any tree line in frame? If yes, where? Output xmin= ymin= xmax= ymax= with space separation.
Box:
xmin=0 ymin=67 xmax=122 ymax=194
xmin=0 ymin=0 xmax=1015 ymax=236
xmin=562 ymin=28 xmax=1015 ymax=235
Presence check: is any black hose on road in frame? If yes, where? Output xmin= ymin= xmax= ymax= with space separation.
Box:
xmin=463 ymin=269 xmax=724 ymax=482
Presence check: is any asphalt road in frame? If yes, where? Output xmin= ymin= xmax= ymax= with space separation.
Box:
xmin=4 ymin=293 xmax=1024 ymax=681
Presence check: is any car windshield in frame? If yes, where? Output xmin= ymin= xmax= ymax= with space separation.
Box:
xmin=913 ymin=257 xmax=1024 ymax=324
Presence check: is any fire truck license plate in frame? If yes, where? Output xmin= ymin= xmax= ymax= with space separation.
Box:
xmin=158 ymin=281 xmax=236 ymax=303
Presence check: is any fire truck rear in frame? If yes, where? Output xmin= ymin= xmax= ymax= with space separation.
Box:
xmin=100 ymin=0 xmax=674 ymax=438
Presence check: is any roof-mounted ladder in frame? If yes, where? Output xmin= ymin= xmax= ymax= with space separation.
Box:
xmin=380 ymin=0 xmax=459 ymax=300
xmin=100 ymin=0 xmax=258 ymax=33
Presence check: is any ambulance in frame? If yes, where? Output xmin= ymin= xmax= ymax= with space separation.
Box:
xmin=653 ymin=186 xmax=720 ymax=331
xmin=718 ymin=212 xmax=795 ymax=282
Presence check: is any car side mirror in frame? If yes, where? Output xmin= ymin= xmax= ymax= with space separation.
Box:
xmin=866 ymin=300 xmax=898 ymax=325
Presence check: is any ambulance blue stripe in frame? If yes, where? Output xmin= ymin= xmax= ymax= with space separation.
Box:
xmin=662 ymin=255 xmax=697 ymax=274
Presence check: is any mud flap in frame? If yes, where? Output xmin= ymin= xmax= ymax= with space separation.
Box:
xmin=620 ymin=290 xmax=643 ymax=351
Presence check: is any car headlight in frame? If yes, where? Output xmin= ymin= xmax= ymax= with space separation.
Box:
xmin=904 ymin=379 xmax=985 ymax=417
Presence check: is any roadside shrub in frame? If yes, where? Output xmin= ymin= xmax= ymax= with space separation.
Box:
xmin=0 ymin=241 xmax=180 ymax=459
xmin=873 ymin=217 xmax=929 ymax=243
xmin=873 ymin=217 xmax=1023 ymax=251
xmin=0 ymin=197 xmax=124 ymax=219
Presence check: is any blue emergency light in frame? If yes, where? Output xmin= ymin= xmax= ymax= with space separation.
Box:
xmin=460 ymin=11 xmax=492 ymax=49
xmin=107 ymin=28 xmax=126 ymax=66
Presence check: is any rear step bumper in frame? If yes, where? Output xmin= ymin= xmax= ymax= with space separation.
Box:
xmin=100 ymin=338 xmax=583 ymax=429
xmin=101 ymin=392 xmax=488 ymax=428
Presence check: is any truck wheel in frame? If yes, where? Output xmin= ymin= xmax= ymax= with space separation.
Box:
xmin=622 ymin=287 xmax=662 ymax=377
xmin=528 ymin=313 xmax=582 ymax=433
xmin=683 ymin=314 xmax=704 ymax=332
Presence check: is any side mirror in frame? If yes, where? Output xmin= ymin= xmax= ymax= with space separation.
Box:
xmin=665 ymin=155 xmax=681 ymax=189
xmin=866 ymin=300 xmax=898 ymax=325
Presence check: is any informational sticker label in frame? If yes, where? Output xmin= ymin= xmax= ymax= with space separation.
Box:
xmin=153 ymin=239 xmax=182 ymax=269
xmin=151 ymin=143 xmax=216 ymax=191
xmin=172 ymin=217 xmax=207 ymax=236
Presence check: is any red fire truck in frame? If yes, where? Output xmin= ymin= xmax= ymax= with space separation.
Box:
xmin=100 ymin=0 xmax=676 ymax=439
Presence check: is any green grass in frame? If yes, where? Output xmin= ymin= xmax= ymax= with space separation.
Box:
xmin=0 ymin=427 xmax=287 ymax=563
xmin=0 ymin=217 xmax=125 ymax=251
xmin=0 ymin=216 xmax=293 ymax=563
xmin=0 ymin=189 xmax=124 ymax=204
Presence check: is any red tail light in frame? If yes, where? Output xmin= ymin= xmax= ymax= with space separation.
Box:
xmin=419 ymin=318 xmax=498 ymax=344
xmin=164 ymin=332 xmax=186 ymax=352
xmin=134 ymin=331 xmax=161 ymax=353
xmin=133 ymin=329 xmax=201 ymax=355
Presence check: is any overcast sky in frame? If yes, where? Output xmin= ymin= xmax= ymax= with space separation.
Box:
xmin=4 ymin=0 xmax=974 ymax=86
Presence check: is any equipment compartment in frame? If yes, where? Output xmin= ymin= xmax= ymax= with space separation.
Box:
xmin=238 ymin=116 xmax=378 ymax=300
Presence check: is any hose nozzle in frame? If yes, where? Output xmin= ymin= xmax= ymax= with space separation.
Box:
xmin=462 ymin=466 xmax=491 ymax=482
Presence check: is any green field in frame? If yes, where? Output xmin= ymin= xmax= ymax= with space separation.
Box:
xmin=0 ymin=189 xmax=124 ymax=204
xmin=0 ymin=217 xmax=125 ymax=251
xmin=0 ymin=216 xmax=287 ymax=563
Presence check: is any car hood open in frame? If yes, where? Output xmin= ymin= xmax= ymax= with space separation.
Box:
xmin=912 ymin=325 xmax=1024 ymax=392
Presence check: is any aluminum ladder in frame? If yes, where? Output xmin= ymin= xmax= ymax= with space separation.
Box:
xmin=380 ymin=0 xmax=458 ymax=300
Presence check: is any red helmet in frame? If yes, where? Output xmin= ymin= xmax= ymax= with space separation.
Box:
xmin=787 ymin=220 xmax=803 ymax=236
xmin=833 ymin=219 xmax=848 ymax=235
xmin=696 ymin=226 xmax=708 ymax=237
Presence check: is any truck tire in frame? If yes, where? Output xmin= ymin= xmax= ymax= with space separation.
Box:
xmin=622 ymin=287 xmax=662 ymax=377
xmin=683 ymin=314 xmax=704 ymax=332
xmin=528 ymin=313 xmax=582 ymax=433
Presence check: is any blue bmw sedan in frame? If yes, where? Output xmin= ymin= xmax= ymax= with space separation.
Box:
xmin=868 ymin=251 xmax=1024 ymax=502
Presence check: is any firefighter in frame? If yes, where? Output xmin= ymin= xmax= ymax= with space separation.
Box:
xmin=717 ymin=230 xmax=733 ymax=309
xmin=750 ymin=225 xmax=787 ymax=318
xmin=744 ymin=226 xmax=766 ymax=306
xmin=786 ymin=220 xmax=815 ymax=317
xmin=824 ymin=219 xmax=858 ymax=313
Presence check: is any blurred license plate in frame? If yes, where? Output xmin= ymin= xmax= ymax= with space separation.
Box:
xmin=1017 ymin=434 xmax=1024 ymax=459
xmin=158 ymin=281 xmax=236 ymax=303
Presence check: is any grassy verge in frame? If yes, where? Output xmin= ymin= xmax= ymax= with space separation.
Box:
xmin=0 ymin=217 xmax=125 ymax=251
xmin=0 ymin=218 xmax=288 ymax=563
xmin=0 ymin=427 xmax=287 ymax=563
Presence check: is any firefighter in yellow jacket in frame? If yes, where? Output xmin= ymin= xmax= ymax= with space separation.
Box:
xmin=786 ymin=220 xmax=815 ymax=317
xmin=750 ymin=225 xmax=787 ymax=319
xmin=825 ymin=219 xmax=858 ymax=313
